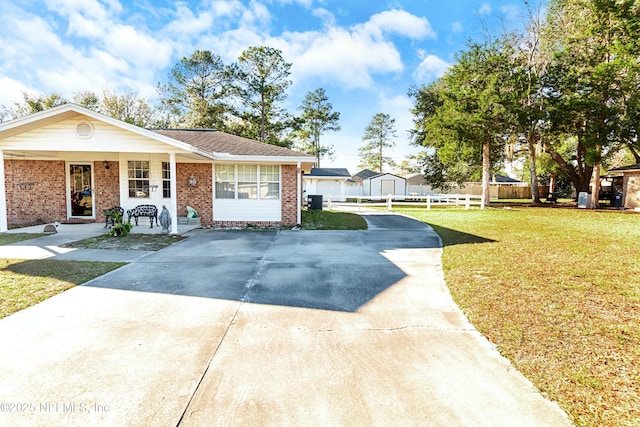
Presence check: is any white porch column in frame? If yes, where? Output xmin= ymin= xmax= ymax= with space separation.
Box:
xmin=0 ymin=150 xmax=7 ymax=232
xmin=297 ymin=162 xmax=301 ymax=225
xmin=170 ymin=153 xmax=178 ymax=234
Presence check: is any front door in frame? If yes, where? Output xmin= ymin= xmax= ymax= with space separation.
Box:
xmin=69 ymin=164 xmax=94 ymax=217
xmin=381 ymin=179 xmax=395 ymax=196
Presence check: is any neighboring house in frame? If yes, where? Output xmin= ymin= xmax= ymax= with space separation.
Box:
xmin=303 ymin=168 xmax=359 ymax=202
xmin=405 ymin=173 xmax=435 ymax=196
xmin=352 ymin=169 xmax=379 ymax=184
xmin=360 ymin=172 xmax=407 ymax=198
xmin=0 ymin=104 xmax=315 ymax=232
xmin=608 ymin=164 xmax=640 ymax=209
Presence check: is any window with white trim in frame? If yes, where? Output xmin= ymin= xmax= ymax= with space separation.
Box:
xmin=260 ymin=165 xmax=280 ymax=199
xmin=238 ymin=165 xmax=258 ymax=199
xmin=215 ymin=164 xmax=236 ymax=199
xmin=162 ymin=161 xmax=171 ymax=198
xmin=128 ymin=161 xmax=149 ymax=198
xmin=215 ymin=164 xmax=280 ymax=200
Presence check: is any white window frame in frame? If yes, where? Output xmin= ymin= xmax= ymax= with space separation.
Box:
xmin=214 ymin=164 xmax=280 ymax=200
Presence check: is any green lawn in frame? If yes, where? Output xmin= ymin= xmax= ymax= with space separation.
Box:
xmin=0 ymin=232 xmax=127 ymax=319
xmin=392 ymin=206 xmax=640 ymax=427
xmin=1 ymin=259 xmax=125 ymax=319
xmin=301 ymin=209 xmax=368 ymax=230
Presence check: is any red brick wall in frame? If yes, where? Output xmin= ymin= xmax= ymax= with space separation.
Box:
xmin=94 ymin=161 xmax=120 ymax=222
xmin=4 ymin=160 xmax=66 ymax=227
xmin=176 ymin=163 xmax=213 ymax=226
xmin=281 ymin=164 xmax=299 ymax=226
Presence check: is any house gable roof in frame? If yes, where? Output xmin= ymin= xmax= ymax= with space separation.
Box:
xmin=366 ymin=172 xmax=406 ymax=181
xmin=609 ymin=164 xmax=640 ymax=173
xmin=0 ymin=104 xmax=314 ymax=164
xmin=352 ymin=169 xmax=378 ymax=182
xmin=151 ymin=129 xmax=312 ymax=160
xmin=493 ymin=174 xmax=521 ymax=183
xmin=304 ymin=167 xmax=351 ymax=177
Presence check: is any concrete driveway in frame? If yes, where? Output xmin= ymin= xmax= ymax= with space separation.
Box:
xmin=0 ymin=212 xmax=572 ymax=426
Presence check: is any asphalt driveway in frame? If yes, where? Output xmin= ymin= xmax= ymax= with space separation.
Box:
xmin=0 ymin=212 xmax=572 ymax=426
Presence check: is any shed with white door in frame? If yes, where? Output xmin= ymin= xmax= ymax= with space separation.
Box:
xmin=362 ymin=173 xmax=406 ymax=198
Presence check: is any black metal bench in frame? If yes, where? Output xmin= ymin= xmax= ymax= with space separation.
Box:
xmin=547 ymin=192 xmax=561 ymax=204
xmin=104 ymin=206 xmax=124 ymax=228
xmin=127 ymin=204 xmax=159 ymax=228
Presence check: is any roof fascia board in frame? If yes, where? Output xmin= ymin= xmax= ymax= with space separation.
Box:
xmin=0 ymin=103 xmax=211 ymax=157
xmin=211 ymin=154 xmax=315 ymax=163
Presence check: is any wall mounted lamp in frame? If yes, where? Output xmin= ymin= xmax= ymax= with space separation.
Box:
xmin=189 ymin=175 xmax=197 ymax=187
xmin=103 ymin=160 xmax=110 ymax=170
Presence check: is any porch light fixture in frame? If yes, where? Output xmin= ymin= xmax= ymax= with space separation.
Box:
xmin=189 ymin=175 xmax=197 ymax=187
xmin=103 ymin=160 xmax=110 ymax=170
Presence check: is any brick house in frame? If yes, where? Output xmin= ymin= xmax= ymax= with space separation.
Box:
xmin=0 ymin=104 xmax=315 ymax=232
xmin=609 ymin=164 xmax=640 ymax=210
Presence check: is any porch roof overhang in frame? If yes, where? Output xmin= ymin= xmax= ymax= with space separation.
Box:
xmin=0 ymin=104 xmax=213 ymax=161
xmin=0 ymin=104 xmax=315 ymax=170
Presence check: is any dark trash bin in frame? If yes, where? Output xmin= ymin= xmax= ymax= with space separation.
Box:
xmin=308 ymin=195 xmax=323 ymax=210
xmin=615 ymin=192 xmax=623 ymax=208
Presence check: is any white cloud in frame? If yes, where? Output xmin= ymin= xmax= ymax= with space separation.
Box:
xmin=284 ymin=26 xmax=403 ymax=89
xmin=281 ymin=9 xmax=435 ymax=89
xmin=368 ymin=9 xmax=436 ymax=40
xmin=0 ymin=77 xmax=32 ymax=107
xmin=164 ymin=4 xmax=214 ymax=37
xmin=312 ymin=8 xmax=336 ymax=27
xmin=414 ymin=55 xmax=450 ymax=82
xmin=478 ymin=3 xmax=492 ymax=16
xmin=274 ymin=0 xmax=313 ymax=7
xmin=452 ymin=21 xmax=463 ymax=34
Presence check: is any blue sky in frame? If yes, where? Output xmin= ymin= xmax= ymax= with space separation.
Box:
xmin=0 ymin=0 xmax=526 ymax=173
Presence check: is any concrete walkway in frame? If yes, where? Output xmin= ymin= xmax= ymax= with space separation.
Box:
xmin=0 ymin=221 xmax=201 ymax=262
xmin=0 ymin=213 xmax=572 ymax=426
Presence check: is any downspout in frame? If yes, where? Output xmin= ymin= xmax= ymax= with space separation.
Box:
xmin=297 ymin=162 xmax=301 ymax=225
xmin=0 ymin=151 xmax=7 ymax=232
xmin=170 ymin=153 xmax=178 ymax=234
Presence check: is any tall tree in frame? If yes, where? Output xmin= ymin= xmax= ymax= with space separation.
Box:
xmin=543 ymin=0 xmax=640 ymax=207
xmin=358 ymin=113 xmax=397 ymax=173
xmin=99 ymin=88 xmax=157 ymax=127
xmin=9 ymin=92 xmax=67 ymax=118
xmin=410 ymin=41 xmax=509 ymax=205
xmin=295 ymin=88 xmax=341 ymax=166
xmin=502 ymin=0 xmax=550 ymax=203
xmin=228 ymin=46 xmax=293 ymax=147
xmin=158 ymin=50 xmax=230 ymax=130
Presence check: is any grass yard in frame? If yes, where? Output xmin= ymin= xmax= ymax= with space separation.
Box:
xmin=301 ymin=209 xmax=368 ymax=230
xmin=1 ymin=259 xmax=125 ymax=319
xmin=392 ymin=206 xmax=640 ymax=427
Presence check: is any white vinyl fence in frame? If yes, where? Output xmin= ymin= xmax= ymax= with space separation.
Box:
xmin=326 ymin=194 xmax=485 ymax=210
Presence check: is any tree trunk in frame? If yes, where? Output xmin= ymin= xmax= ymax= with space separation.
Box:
xmin=590 ymin=162 xmax=601 ymax=209
xmin=527 ymin=132 xmax=541 ymax=204
xmin=482 ymin=138 xmax=491 ymax=207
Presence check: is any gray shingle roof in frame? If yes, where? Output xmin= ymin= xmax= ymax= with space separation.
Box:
xmin=353 ymin=169 xmax=378 ymax=180
xmin=306 ymin=168 xmax=351 ymax=177
xmin=150 ymin=129 xmax=313 ymax=158
xmin=609 ymin=163 xmax=640 ymax=173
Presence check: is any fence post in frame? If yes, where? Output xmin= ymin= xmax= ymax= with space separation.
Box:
xmin=427 ymin=195 xmax=431 ymax=210
xmin=387 ymin=194 xmax=392 ymax=211
xmin=328 ymin=194 xmax=333 ymax=210
xmin=465 ymin=194 xmax=470 ymax=210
